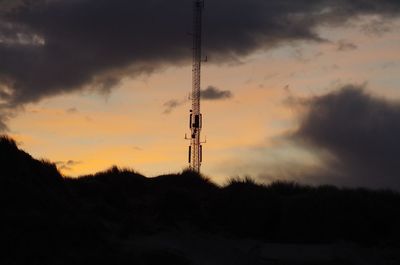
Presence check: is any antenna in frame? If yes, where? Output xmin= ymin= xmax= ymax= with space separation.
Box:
xmin=186 ymin=0 xmax=205 ymax=173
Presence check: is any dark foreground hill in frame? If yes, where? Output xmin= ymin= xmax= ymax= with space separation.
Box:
xmin=1 ymin=136 xmax=400 ymax=265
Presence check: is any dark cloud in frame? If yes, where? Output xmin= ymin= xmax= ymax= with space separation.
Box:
xmin=201 ymin=86 xmax=232 ymax=100
xmin=163 ymin=85 xmax=231 ymax=113
xmin=336 ymin=40 xmax=358 ymax=51
xmin=291 ymin=85 xmax=400 ymax=190
xmin=1 ymin=0 xmax=400 ymax=129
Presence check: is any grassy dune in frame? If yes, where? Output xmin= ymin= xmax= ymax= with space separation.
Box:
xmin=1 ymin=136 xmax=400 ymax=265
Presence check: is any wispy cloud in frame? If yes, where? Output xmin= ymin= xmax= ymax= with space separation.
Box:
xmin=163 ymin=99 xmax=186 ymax=114
xmin=55 ymin=160 xmax=82 ymax=171
xmin=336 ymin=40 xmax=358 ymax=52
xmin=66 ymin=107 xmax=78 ymax=114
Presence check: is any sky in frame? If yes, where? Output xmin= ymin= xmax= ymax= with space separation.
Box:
xmin=1 ymin=0 xmax=400 ymax=189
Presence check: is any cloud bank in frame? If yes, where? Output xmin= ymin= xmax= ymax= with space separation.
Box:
xmin=1 ymin=0 xmax=400 ymax=129
xmin=291 ymin=85 xmax=400 ymax=190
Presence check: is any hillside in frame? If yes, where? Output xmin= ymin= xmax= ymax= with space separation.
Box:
xmin=1 ymin=136 xmax=400 ymax=265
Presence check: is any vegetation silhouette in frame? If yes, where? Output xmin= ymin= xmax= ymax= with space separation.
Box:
xmin=1 ymin=136 xmax=400 ymax=264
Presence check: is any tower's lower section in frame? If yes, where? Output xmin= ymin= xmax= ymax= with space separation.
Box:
xmin=188 ymin=111 xmax=202 ymax=172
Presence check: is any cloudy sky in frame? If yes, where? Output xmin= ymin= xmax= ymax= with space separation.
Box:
xmin=1 ymin=0 xmax=400 ymax=189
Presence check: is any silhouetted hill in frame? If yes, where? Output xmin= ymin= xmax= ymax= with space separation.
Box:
xmin=0 ymin=136 xmax=69 ymax=212
xmin=2 ymin=136 xmax=400 ymax=265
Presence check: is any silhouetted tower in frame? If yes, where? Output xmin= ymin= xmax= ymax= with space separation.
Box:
xmin=186 ymin=0 xmax=205 ymax=172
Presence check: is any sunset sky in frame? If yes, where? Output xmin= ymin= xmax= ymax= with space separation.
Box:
xmin=1 ymin=0 xmax=400 ymax=189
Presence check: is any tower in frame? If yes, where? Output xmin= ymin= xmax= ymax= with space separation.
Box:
xmin=186 ymin=0 xmax=205 ymax=172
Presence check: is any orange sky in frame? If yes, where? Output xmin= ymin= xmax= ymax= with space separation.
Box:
xmin=7 ymin=18 xmax=400 ymax=184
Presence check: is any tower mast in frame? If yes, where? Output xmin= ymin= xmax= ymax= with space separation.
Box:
xmin=187 ymin=0 xmax=204 ymax=172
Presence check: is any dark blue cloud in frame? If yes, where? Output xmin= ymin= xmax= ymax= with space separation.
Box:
xmin=0 ymin=0 xmax=400 ymax=129
xmin=292 ymin=85 xmax=400 ymax=190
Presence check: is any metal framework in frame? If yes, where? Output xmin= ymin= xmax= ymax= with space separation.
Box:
xmin=186 ymin=0 xmax=205 ymax=172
